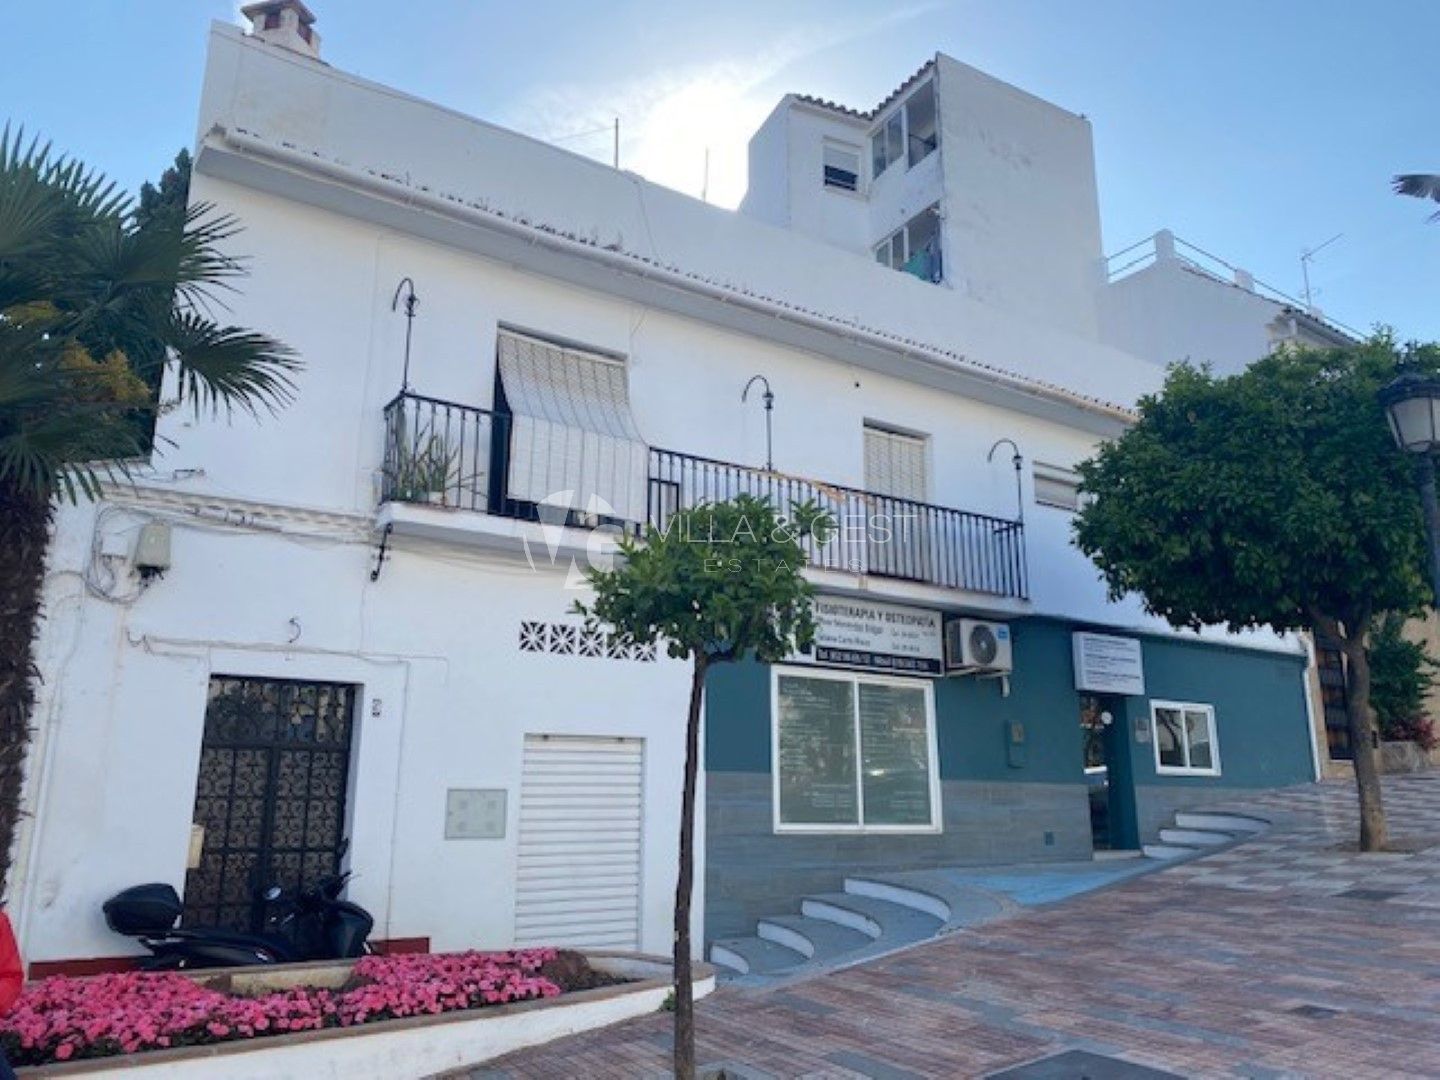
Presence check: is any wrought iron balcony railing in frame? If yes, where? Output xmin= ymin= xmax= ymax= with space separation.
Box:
xmin=381 ymin=392 xmax=1028 ymax=600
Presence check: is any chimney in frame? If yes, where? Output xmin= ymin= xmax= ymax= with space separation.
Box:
xmin=241 ymin=0 xmax=321 ymax=59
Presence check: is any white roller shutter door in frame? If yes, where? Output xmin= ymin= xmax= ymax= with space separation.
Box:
xmin=514 ymin=735 xmax=644 ymax=950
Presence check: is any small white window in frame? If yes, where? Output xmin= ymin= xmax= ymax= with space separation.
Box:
xmin=1150 ymin=701 xmax=1221 ymax=776
xmin=864 ymin=424 xmax=928 ymax=503
xmin=823 ymin=141 xmax=861 ymax=192
xmin=1034 ymin=463 xmax=1083 ymax=511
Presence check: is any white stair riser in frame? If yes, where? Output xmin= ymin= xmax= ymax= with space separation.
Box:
xmin=1143 ymin=843 xmax=1196 ymax=860
xmin=1174 ymin=812 xmax=1267 ymax=833
xmin=1160 ymin=828 xmax=1231 ymax=846
xmin=800 ymin=899 xmax=882 ymax=938
xmin=709 ymin=945 xmax=749 ymax=974
xmin=756 ymin=921 xmax=813 ymax=958
xmin=845 ymin=878 xmax=951 ymax=922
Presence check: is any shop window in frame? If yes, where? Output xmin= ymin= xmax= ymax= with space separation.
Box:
xmin=773 ymin=668 xmax=939 ymax=832
xmin=1150 ymin=701 xmax=1221 ymax=776
xmin=822 ymin=140 xmax=861 ymax=192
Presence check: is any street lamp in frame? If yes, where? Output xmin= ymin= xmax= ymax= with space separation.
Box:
xmin=1379 ymin=371 xmax=1440 ymax=600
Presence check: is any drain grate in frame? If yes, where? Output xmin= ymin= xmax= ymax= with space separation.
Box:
xmin=986 ymin=1050 xmax=1184 ymax=1079
xmin=1289 ymin=1003 xmax=1344 ymax=1020
xmin=1337 ymin=888 xmax=1401 ymax=902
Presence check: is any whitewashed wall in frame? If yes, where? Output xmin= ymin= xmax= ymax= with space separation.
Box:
xmin=20 ymin=497 xmax=696 ymax=964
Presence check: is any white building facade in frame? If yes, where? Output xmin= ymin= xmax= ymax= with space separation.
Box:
xmin=15 ymin=7 xmax=1323 ymax=972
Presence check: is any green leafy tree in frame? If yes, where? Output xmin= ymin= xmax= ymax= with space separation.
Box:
xmin=0 ymin=130 xmax=297 ymax=890
xmin=574 ymin=494 xmax=819 ymax=1079
xmin=1368 ymin=612 xmax=1438 ymax=750
xmin=1074 ymin=338 xmax=1436 ymax=851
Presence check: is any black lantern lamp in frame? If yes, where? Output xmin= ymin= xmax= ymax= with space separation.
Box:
xmin=1380 ymin=371 xmax=1440 ymax=601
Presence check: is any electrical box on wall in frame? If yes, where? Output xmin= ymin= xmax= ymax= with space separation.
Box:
xmin=1006 ymin=719 xmax=1027 ymax=768
xmin=134 ymin=522 xmax=172 ymax=577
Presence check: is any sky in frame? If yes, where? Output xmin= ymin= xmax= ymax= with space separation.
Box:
xmin=5 ymin=1 xmax=1438 ymax=339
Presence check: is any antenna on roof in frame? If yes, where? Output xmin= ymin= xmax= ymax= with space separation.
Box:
xmin=1300 ymin=233 xmax=1343 ymax=312
xmin=701 ymin=148 xmax=710 ymax=204
xmin=613 ymin=117 xmax=620 ymax=169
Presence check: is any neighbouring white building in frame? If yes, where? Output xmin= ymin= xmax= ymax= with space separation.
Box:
xmin=14 ymin=2 xmax=1336 ymax=975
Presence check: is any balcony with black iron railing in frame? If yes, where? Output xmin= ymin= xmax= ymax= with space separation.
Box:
xmin=381 ymin=391 xmax=1028 ymax=601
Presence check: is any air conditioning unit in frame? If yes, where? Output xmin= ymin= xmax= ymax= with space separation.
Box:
xmin=944 ymin=619 xmax=1013 ymax=674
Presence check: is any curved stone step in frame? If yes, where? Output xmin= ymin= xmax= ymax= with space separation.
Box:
xmin=801 ymin=891 xmax=943 ymax=948
xmin=1143 ymin=842 xmax=1199 ymax=860
xmin=709 ymin=935 xmax=804 ymax=976
xmin=757 ymin=914 xmax=872 ymax=960
xmin=844 ymin=872 xmax=1015 ymax=931
xmin=1159 ymin=827 xmax=1232 ymax=846
xmin=1175 ymin=811 xmax=1268 ymax=833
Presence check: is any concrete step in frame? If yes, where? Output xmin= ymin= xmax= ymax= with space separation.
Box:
xmin=1175 ymin=811 xmax=1268 ymax=834
xmin=709 ymin=935 xmax=804 ymax=976
xmin=843 ymin=876 xmax=950 ymax=922
xmin=1159 ymin=827 xmax=1232 ymax=847
xmin=1142 ymin=842 xmax=1199 ymax=860
xmin=801 ymin=891 xmax=943 ymax=948
xmin=756 ymin=914 xmax=872 ymax=960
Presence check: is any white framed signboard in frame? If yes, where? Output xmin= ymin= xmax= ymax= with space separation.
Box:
xmin=1072 ymin=632 xmax=1146 ymax=696
xmin=792 ymin=596 xmax=944 ymax=676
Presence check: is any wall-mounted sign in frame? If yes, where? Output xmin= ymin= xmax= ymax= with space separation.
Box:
xmin=793 ymin=596 xmax=943 ymax=676
xmin=445 ymin=788 xmax=508 ymax=839
xmin=1072 ymin=632 xmax=1146 ymax=696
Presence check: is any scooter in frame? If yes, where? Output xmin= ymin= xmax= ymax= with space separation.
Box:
xmin=103 ymin=870 xmax=374 ymax=970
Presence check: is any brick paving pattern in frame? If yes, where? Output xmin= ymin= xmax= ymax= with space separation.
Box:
xmin=458 ymin=775 xmax=1440 ymax=1079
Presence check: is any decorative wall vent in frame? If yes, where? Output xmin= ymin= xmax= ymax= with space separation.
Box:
xmin=519 ymin=621 xmax=656 ymax=662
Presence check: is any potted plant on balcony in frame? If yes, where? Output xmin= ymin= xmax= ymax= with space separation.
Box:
xmin=390 ymin=432 xmax=458 ymax=506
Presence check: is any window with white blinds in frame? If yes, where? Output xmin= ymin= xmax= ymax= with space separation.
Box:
xmin=1033 ymin=462 xmax=1083 ymax=512
xmin=864 ymin=424 xmax=928 ymax=503
xmin=497 ymin=330 xmax=649 ymax=523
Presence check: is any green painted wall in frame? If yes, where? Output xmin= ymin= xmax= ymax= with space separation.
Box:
xmin=706 ymin=617 xmax=1314 ymax=791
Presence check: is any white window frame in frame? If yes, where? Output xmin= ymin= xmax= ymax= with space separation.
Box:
xmin=1033 ymin=462 xmax=1083 ymax=512
xmin=870 ymin=78 xmax=938 ymax=178
xmin=1149 ymin=700 xmax=1222 ymax=777
xmin=770 ymin=665 xmax=942 ymax=835
xmin=822 ymin=139 xmax=863 ymax=194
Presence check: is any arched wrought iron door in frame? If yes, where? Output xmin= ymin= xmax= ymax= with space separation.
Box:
xmin=182 ymin=676 xmax=356 ymax=931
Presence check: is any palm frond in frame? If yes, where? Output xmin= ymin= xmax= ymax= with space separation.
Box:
xmin=1394 ymin=173 xmax=1440 ymax=222
xmin=165 ymin=310 xmax=299 ymax=416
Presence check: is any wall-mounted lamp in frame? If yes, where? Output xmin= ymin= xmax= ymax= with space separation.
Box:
xmin=391 ymin=277 xmax=420 ymax=392
xmin=987 ymin=438 xmax=1025 ymax=524
xmin=742 ymin=374 xmax=776 ymax=471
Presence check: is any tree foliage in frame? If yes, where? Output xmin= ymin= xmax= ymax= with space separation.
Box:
xmin=1074 ymin=337 xmax=1439 ymax=851
xmin=0 ymin=129 xmax=297 ymax=502
xmin=1368 ymin=613 xmax=1438 ymax=750
xmin=1075 ymin=339 xmax=1433 ymax=634
xmin=574 ymin=494 xmax=819 ymax=1079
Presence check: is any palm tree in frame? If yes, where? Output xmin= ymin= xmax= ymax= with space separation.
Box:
xmin=1394 ymin=174 xmax=1440 ymax=221
xmin=0 ymin=129 xmax=298 ymax=892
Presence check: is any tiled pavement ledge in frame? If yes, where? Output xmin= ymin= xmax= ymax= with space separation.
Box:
xmin=450 ymin=774 xmax=1440 ymax=1078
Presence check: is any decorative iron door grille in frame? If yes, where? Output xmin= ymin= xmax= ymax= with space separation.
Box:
xmin=182 ymin=676 xmax=356 ymax=931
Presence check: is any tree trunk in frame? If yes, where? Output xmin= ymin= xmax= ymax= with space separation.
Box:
xmin=1341 ymin=633 xmax=1388 ymax=852
xmin=672 ymin=654 xmax=706 ymax=1080
xmin=0 ymin=485 xmax=51 ymax=894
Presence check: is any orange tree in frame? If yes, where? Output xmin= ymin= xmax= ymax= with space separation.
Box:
xmin=1075 ymin=338 xmax=1437 ymax=851
xmin=574 ymin=494 xmax=819 ymax=1079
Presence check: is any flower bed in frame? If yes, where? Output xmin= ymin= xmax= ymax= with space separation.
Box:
xmin=0 ymin=948 xmax=614 ymax=1068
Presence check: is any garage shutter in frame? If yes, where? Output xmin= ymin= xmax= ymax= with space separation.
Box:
xmin=514 ymin=735 xmax=644 ymax=950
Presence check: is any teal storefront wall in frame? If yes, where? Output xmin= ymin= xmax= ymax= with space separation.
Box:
xmin=701 ymin=615 xmax=1315 ymax=939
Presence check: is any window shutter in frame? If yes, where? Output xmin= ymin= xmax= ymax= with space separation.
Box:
xmin=864 ymin=425 xmax=927 ymax=502
xmin=1033 ymin=463 xmax=1082 ymax=511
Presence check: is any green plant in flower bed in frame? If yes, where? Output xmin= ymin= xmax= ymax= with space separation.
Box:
xmin=0 ymin=948 xmax=621 ymax=1066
